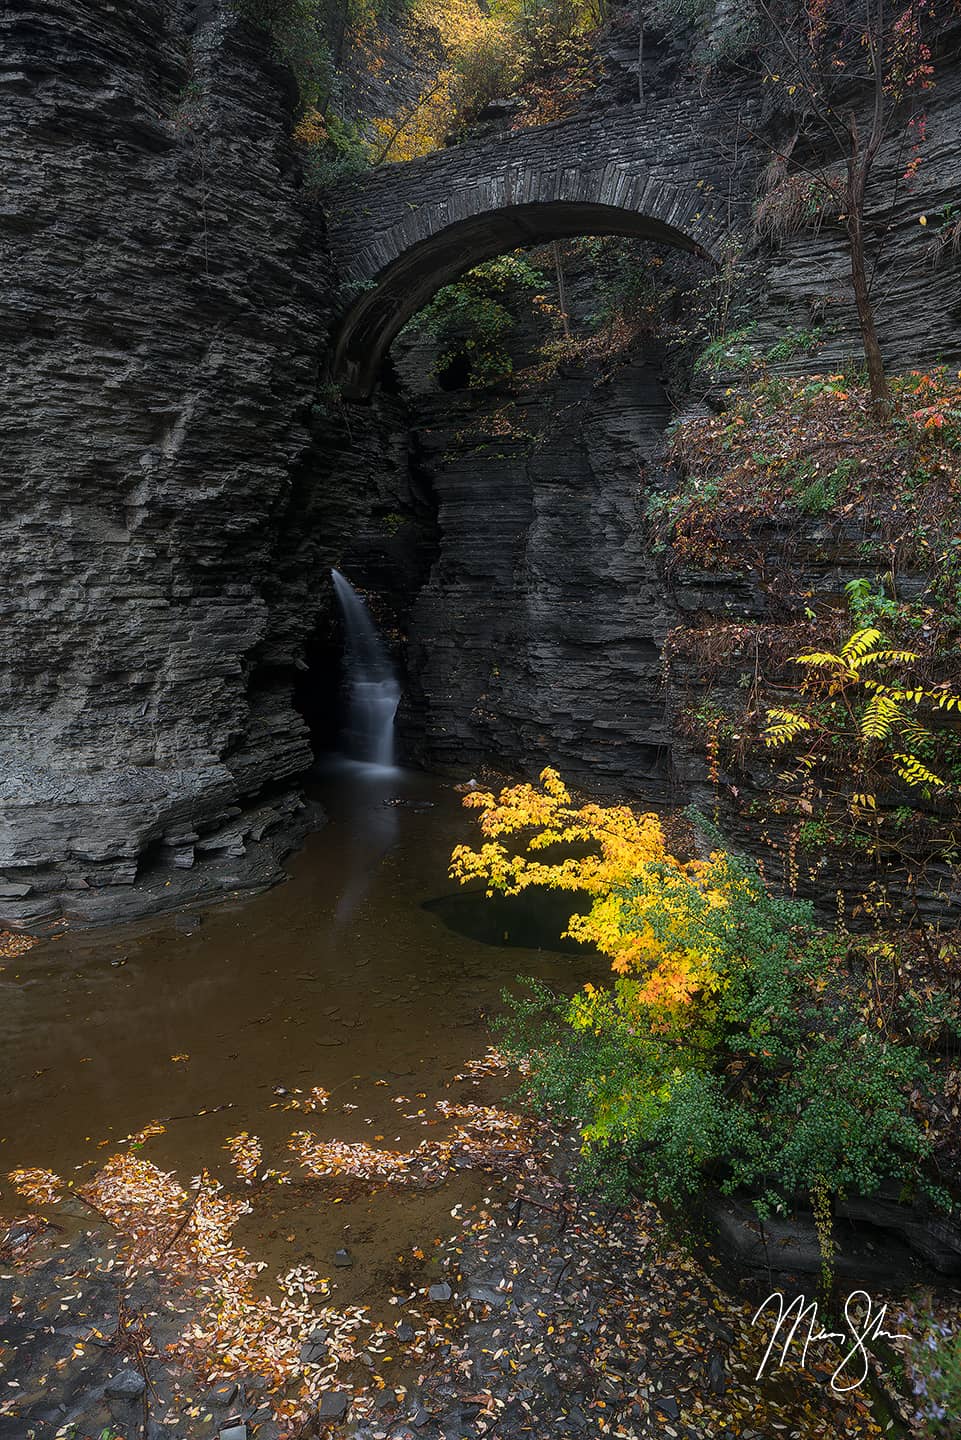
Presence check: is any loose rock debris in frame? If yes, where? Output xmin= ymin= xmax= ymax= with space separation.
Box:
xmin=0 ymin=1051 xmax=935 ymax=1438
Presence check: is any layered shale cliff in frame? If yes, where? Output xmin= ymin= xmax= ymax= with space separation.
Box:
xmin=0 ymin=1 xmax=338 ymax=926
xmin=2 ymin=0 xmax=961 ymax=929
xmin=392 ymin=334 xmax=678 ymax=802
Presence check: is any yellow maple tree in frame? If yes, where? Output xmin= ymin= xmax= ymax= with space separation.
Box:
xmin=371 ymin=0 xmax=603 ymax=163
xmin=451 ymin=768 xmax=744 ymax=1022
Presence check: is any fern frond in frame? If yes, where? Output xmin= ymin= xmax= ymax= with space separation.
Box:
xmin=898 ymin=716 xmax=933 ymax=748
xmin=866 ymin=649 xmax=919 ymax=666
xmin=793 ymin=650 xmax=845 ymax=668
xmin=763 ymin=709 xmax=812 ymax=748
xmin=885 ymin=686 xmax=926 ymax=705
xmin=840 ymin=627 xmax=883 ymax=662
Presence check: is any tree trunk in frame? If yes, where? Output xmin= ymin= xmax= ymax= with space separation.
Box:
xmin=553 ymin=242 xmax=571 ymax=340
xmin=333 ymin=1 xmax=349 ymax=69
xmin=637 ymin=0 xmax=645 ymax=107
xmin=846 ymin=206 xmax=891 ymax=421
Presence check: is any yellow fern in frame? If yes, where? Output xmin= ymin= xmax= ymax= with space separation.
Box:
xmin=865 ymin=649 xmax=920 ymax=666
xmin=793 ymin=649 xmax=847 ymax=669
xmin=898 ymin=715 xmax=934 ymax=748
xmin=840 ymin=627 xmax=884 ymax=662
xmin=859 ymin=693 xmax=904 ymax=741
xmin=766 ymin=624 xmax=959 ymax=811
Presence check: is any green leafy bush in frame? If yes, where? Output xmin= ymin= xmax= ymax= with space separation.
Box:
xmin=844 ymin=576 xmax=902 ymax=627
xmin=498 ymin=852 xmax=941 ymax=1217
xmin=235 ymin=0 xmax=335 ymax=112
xmin=234 ymin=0 xmax=402 ymax=189
xmin=791 ymin=456 xmax=858 ymax=513
xmin=692 ymin=324 xmax=759 ymax=376
xmin=301 ymin=111 xmax=370 ymax=188
xmin=764 ymin=326 xmax=826 ymax=362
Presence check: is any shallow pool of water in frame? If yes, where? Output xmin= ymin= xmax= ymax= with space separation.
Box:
xmin=0 ymin=763 xmax=604 ymax=1313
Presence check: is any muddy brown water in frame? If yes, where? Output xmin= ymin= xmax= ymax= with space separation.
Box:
xmin=0 ymin=763 xmax=604 ymax=1317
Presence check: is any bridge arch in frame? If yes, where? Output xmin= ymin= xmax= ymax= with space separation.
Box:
xmin=326 ymin=104 xmax=745 ymax=397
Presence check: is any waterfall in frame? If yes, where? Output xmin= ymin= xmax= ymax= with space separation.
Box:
xmin=330 ymin=569 xmax=401 ymax=768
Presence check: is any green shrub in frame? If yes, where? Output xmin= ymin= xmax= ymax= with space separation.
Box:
xmin=764 ymin=326 xmax=825 ymax=362
xmin=844 ymin=576 xmax=901 ymax=627
xmin=498 ymin=852 xmax=942 ymax=1218
xmin=692 ymin=324 xmax=759 ymax=376
xmin=235 ymin=0 xmax=334 ymax=112
xmin=302 ymin=111 xmax=370 ymax=188
xmin=791 ymin=457 xmax=858 ymax=514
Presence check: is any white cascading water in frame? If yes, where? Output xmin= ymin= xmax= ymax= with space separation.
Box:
xmin=330 ymin=569 xmax=401 ymax=768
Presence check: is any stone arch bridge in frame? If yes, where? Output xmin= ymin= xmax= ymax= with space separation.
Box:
xmin=326 ymin=96 xmax=755 ymax=396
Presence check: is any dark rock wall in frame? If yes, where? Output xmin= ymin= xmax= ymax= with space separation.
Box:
xmin=740 ymin=58 xmax=961 ymax=373
xmin=3 ymin=0 xmax=960 ymax=931
xmin=775 ymin=72 xmax=961 ymax=378
xmin=259 ymin=386 xmax=438 ymax=753
xmin=0 ymin=1 xmax=338 ymax=927
xmin=390 ymin=324 xmax=678 ymax=802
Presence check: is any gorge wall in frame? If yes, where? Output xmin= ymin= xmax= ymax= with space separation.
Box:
xmin=2 ymin=0 xmax=961 ymax=930
xmin=1 ymin=0 xmax=337 ymax=927
xmin=391 ymin=329 xmax=678 ymax=802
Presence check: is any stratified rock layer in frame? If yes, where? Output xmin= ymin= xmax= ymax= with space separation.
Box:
xmin=2 ymin=0 xmax=961 ymax=928
xmin=1 ymin=1 xmax=333 ymax=926
xmin=396 ymin=350 xmax=677 ymax=802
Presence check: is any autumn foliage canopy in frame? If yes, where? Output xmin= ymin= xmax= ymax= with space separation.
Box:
xmin=451 ymin=768 xmax=749 ymax=1020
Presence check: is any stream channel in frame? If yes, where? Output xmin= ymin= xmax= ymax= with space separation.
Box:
xmin=0 ymin=762 xmax=605 ymax=1317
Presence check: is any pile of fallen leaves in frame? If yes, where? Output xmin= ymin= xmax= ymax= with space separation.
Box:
xmin=0 ymin=931 xmax=38 ymax=958
xmin=440 ymin=1181 xmax=897 ymax=1440
xmin=7 ymin=1146 xmax=351 ymax=1420
xmin=3 ymin=1042 xmax=960 ymax=1439
xmin=655 ymin=368 xmax=961 ymax=579
xmin=290 ymin=1099 xmax=538 ymax=1189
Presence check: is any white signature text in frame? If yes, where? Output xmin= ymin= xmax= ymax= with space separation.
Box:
xmin=752 ymin=1289 xmax=909 ymax=1392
